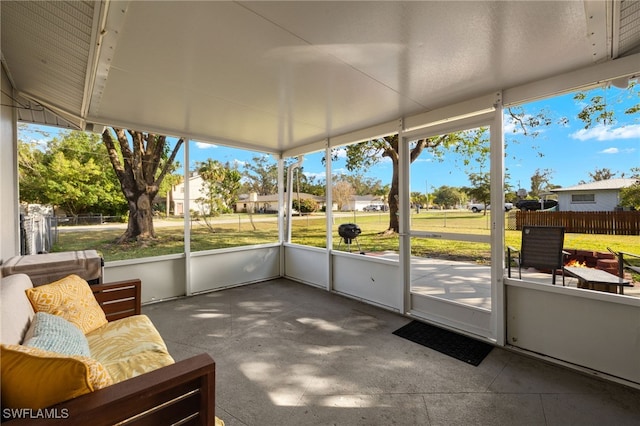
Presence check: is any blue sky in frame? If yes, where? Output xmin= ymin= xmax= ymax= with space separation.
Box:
xmin=21 ymin=85 xmax=639 ymax=194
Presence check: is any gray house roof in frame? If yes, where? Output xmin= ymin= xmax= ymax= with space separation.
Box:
xmin=552 ymin=178 xmax=638 ymax=192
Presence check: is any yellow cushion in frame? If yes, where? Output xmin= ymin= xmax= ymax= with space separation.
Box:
xmin=1 ymin=344 xmax=113 ymax=409
xmin=26 ymin=274 xmax=108 ymax=334
xmin=86 ymin=315 xmax=175 ymax=383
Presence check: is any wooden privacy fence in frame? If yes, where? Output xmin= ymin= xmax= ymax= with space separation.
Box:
xmin=514 ymin=211 xmax=640 ymax=235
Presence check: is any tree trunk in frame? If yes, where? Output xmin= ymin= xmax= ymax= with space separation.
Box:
xmin=387 ymin=159 xmax=400 ymax=233
xmin=382 ymin=136 xmax=428 ymax=234
xmin=118 ymin=191 xmax=156 ymax=243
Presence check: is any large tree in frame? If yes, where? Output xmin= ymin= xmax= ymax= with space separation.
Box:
xmin=529 ymin=168 xmax=555 ymax=198
xmin=432 ymin=185 xmax=466 ymax=209
xmin=102 ymin=129 xmax=183 ymax=243
xmin=466 ymin=172 xmax=491 ymax=216
xmin=340 ymin=130 xmax=486 ymax=233
xmin=242 ymin=155 xmax=279 ymax=195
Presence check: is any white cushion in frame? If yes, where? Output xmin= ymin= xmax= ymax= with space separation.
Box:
xmin=0 ymin=274 xmax=35 ymax=345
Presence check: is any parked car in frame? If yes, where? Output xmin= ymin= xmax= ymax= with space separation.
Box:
xmin=469 ymin=202 xmax=514 ymax=213
xmin=363 ymin=204 xmax=381 ymax=212
xmin=515 ymin=199 xmax=558 ymax=211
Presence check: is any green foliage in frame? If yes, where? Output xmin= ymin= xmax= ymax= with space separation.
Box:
xmin=292 ymin=198 xmax=318 ymax=213
xmin=297 ymin=173 xmax=326 ymax=196
xmin=432 ymin=186 xmax=466 ymax=208
xmin=466 ymin=173 xmax=491 ymax=214
xmin=243 ymin=155 xmax=279 ymax=195
xmin=18 ymin=130 xmax=127 ymax=216
xmin=529 ymin=168 xmax=554 ymax=197
xmin=573 ymin=93 xmax=615 ymax=128
xmin=196 ymin=160 xmax=242 ymax=219
xmin=619 ymin=182 xmax=640 ymax=209
xmin=588 ymin=168 xmax=616 ymax=181
xmin=574 ymin=84 xmax=639 ymax=129
xmin=334 ymin=173 xmax=383 ymax=196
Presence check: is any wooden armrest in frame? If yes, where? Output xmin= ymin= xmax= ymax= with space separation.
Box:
xmin=507 ymin=246 xmax=519 ymax=253
xmin=5 ymin=353 xmax=216 ymax=425
xmin=607 ymin=247 xmax=640 ymax=259
xmin=618 ymin=251 xmax=640 ymax=259
xmin=92 ymin=279 xmax=141 ymax=321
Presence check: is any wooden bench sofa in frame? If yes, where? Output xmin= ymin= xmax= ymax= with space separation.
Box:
xmin=1 ymin=273 xmax=220 ymax=425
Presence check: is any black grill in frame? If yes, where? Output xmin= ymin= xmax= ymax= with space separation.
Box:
xmin=338 ymin=223 xmax=361 ymax=243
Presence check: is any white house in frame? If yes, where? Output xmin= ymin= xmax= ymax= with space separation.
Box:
xmin=234 ymin=193 xmax=326 ymax=214
xmin=170 ymin=174 xmax=208 ymax=216
xmin=551 ymin=178 xmax=638 ymax=212
xmin=342 ymin=195 xmax=385 ymax=212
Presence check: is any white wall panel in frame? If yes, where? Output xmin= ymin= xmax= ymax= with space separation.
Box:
xmin=410 ymin=295 xmax=492 ymax=340
xmin=190 ymin=245 xmax=280 ymax=293
xmin=332 ymin=252 xmax=401 ymax=311
xmin=506 ymin=281 xmax=640 ymax=386
xmin=284 ymin=244 xmax=327 ymax=288
xmin=1 ymin=67 xmax=19 ymax=261
xmin=104 ymin=255 xmax=186 ymax=303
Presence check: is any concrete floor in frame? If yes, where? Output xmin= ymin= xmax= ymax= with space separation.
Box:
xmin=370 ymin=251 xmax=639 ymax=311
xmin=144 ymin=278 xmax=640 ymax=426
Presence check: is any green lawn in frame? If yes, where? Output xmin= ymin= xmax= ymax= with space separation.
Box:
xmin=54 ymin=211 xmax=640 ymax=265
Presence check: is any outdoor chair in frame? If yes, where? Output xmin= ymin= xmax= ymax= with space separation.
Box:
xmin=508 ymin=226 xmax=568 ymax=285
xmin=607 ymin=247 xmax=640 ymax=277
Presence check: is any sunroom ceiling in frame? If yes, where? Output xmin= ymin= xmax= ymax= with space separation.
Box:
xmin=2 ymin=1 xmax=640 ymax=154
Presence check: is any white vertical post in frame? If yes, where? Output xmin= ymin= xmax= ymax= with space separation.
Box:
xmin=490 ymin=92 xmax=505 ymax=345
xmin=325 ymin=140 xmax=333 ymax=291
xmin=277 ymin=155 xmax=285 ymax=275
xmin=398 ymin=119 xmax=411 ymax=314
xmin=183 ymin=139 xmax=192 ymax=296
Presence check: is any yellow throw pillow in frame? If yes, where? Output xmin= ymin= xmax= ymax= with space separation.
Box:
xmin=26 ymin=274 xmax=108 ymax=334
xmin=1 ymin=344 xmax=113 ymax=409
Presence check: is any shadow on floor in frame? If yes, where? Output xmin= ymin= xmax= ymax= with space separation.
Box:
xmin=144 ymin=278 xmax=640 ymax=426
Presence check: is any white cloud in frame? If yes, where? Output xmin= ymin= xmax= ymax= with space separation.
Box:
xmin=333 ymin=148 xmax=347 ymax=159
xmin=599 ymin=147 xmax=636 ymax=155
xmin=599 ymin=147 xmax=619 ymax=154
xmin=570 ymin=123 xmax=640 ymax=141
xmin=503 ymin=119 xmax=518 ymax=134
xmin=195 ymin=141 xmax=217 ymax=149
xmin=303 ymin=171 xmax=326 ymax=180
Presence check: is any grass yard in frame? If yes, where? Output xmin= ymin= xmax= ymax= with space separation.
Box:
xmin=54 ymin=211 xmax=640 ymax=265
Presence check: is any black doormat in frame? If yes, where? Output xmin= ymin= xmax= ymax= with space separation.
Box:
xmin=392 ymin=320 xmax=493 ymax=366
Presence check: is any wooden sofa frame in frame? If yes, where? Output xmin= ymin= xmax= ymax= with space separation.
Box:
xmin=6 ymin=279 xmax=216 ymax=425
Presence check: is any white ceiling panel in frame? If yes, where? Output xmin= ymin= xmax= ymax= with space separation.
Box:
xmin=3 ymin=1 xmax=639 ymax=154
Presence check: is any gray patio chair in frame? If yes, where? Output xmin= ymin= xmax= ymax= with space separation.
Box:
xmin=607 ymin=247 xmax=640 ymax=277
xmin=508 ymin=226 xmax=568 ymax=285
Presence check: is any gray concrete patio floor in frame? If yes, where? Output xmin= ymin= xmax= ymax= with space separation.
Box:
xmin=144 ymin=277 xmax=640 ymax=426
xmin=368 ymin=251 xmax=639 ymax=311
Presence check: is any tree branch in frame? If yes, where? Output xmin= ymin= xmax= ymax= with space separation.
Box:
xmin=101 ymin=129 xmax=125 ymax=181
xmin=156 ymin=138 xmax=184 ymax=188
